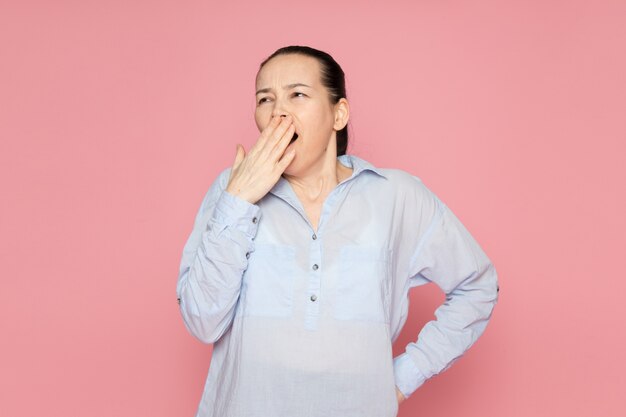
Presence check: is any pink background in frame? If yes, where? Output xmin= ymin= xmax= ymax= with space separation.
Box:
xmin=1 ymin=1 xmax=625 ymax=416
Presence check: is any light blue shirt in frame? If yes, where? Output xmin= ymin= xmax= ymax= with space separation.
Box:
xmin=177 ymin=154 xmax=499 ymax=417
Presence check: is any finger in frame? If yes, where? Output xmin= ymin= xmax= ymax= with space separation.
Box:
xmin=276 ymin=146 xmax=296 ymax=172
xmin=233 ymin=144 xmax=245 ymax=168
xmin=270 ymin=123 xmax=295 ymax=157
xmin=260 ymin=118 xmax=295 ymax=161
xmin=259 ymin=115 xmax=283 ymax=143
xmin=267 ymin=115 xmax=293 ymax=146
xmin=251 ymin=116 xmax=281 ymax=154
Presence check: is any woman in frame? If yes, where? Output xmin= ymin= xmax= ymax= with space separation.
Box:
xmin=176 ymin=45 xmax=499 ymax=417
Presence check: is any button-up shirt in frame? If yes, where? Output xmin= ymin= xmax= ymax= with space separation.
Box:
xmin=176 ymin=154 xmax=499 ymax=417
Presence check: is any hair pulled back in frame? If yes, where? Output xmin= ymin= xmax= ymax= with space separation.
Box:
xmin=258 ymin=45 xmax=349 ymax=156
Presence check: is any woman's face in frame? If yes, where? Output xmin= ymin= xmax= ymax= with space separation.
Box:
xmin=255 ymin=54 xmax=348 ymax=176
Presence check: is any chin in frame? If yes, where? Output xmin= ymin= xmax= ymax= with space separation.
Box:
xmin=282 ymin=161 xmax=298 ymax=176
xmin=283 ymin=151 xmax=306 ymax=176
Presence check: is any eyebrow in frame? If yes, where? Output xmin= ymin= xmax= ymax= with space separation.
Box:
xmin=255 ymin=83 xmax=312 ymax=95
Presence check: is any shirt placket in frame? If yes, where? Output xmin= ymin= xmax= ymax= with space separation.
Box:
xmin=269 ymin=168 xmax=363 ymax=332
xmin=304 ymin=229 xmax=322 ymax=331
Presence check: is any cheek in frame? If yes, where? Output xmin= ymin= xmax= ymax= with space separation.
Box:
xmin=254 ymin=113 xmax=265 ymax=132
xmin=313 ymin=105 xmax=335 ymax=127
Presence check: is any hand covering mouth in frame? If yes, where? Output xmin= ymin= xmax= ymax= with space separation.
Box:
xmin=290 ymin=132 xmax=299 ymax=143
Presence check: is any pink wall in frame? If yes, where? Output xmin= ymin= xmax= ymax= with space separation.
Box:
xmin=1 ymin=1 xmax=624 ymax=416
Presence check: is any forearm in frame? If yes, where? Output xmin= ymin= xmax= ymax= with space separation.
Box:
xmin=177 ymin=190 xmax=260 ymax=344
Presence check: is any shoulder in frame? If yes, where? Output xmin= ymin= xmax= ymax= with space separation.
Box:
xmin=379 ymin=167 xmax=423 ymax=187
xmin=348 ymin=153 xmax=442 ymax=209
xmin=350 ymin=155 xmax=427 ymax=191
xmin=376 ymin=167 xmax=444 ymax=214
xmin=379 ymin=167 xmax=436 ymax=196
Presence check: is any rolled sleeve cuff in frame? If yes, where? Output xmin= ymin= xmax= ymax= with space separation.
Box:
xmin=393 ymin=352 xmax=428 ymax=399
xmin=212 ymin=190 xmax=261 ymax=239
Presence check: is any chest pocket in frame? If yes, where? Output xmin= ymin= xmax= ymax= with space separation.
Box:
xmin=239 ymin=243 xmax=296 ymax=318
xmin=333 ymin=245 xmax=393 ymax=324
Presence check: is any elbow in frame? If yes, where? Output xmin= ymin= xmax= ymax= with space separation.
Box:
xmin=475 ymin=257 xmax=499 ymax=304
xmin=489 ymin=262 xmax=500 ymax=304
xmin=176 ymin=269 xmax=242 ymax=344
xmin=180 ymin=309 xmax=227 ymax=345
xmin=455 ymin=262 xmax=499 ymax=339
xmin=191 ymin=326 xmax=224 ymax=345
xmin=473 ymin=261 xmax=499 ymax=310
xmin=477 ymin=263 xmax=499 ymax=329
xmin=453 ymin=260 xmax=499 ymax=304
xmin=197 ymin=316 xmax=235 ymax=344
xmin=178 ymin=296 xmax=239 ymax=345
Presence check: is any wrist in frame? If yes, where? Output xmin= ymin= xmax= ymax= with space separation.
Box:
xmin=224 ymin=187 xmax=256 ymax=205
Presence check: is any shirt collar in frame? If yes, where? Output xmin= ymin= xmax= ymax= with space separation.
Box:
xmin=337 ymin=154 xmax=387 ymax=180
xmin=268 ymin=154 xmax=387 ymax=199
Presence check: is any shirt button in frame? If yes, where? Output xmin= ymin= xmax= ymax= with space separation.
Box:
xmin=312 ymin=233 xmax=317 ymax=240
xmin=312 ymin=264 xmax=319 ymax=270
xmin=252 ymin=217 xmax=258 ymax=224
xmin=177 ymin=297 xmax=181 ymax=305
xmin=246 ymin=252 xmax=250 ymax=259
xmin=310 ymin=294 xmax=317 ymax=302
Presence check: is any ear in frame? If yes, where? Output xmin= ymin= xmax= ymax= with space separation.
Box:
xmin=333 ymin=98 xmax=350 ymax=131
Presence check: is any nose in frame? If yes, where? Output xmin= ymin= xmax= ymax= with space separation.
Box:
xmin=270 ymin=113 xmax=291 ymax=124
xmin=270 ymin=98 xmax=291 ymax=120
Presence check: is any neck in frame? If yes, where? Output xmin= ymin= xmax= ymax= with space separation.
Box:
xmin=283 ymin=148 xmax=351 ymax=204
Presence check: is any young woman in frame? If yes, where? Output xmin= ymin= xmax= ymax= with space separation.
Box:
xmin=176 ymin=45 xmax=499 ymax=417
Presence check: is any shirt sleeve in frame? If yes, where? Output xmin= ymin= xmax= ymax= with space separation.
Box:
xmin=176 ymin=167 xmax=261 ymax=344
xmin=393 ymin=193 xmax=500 ymax=398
